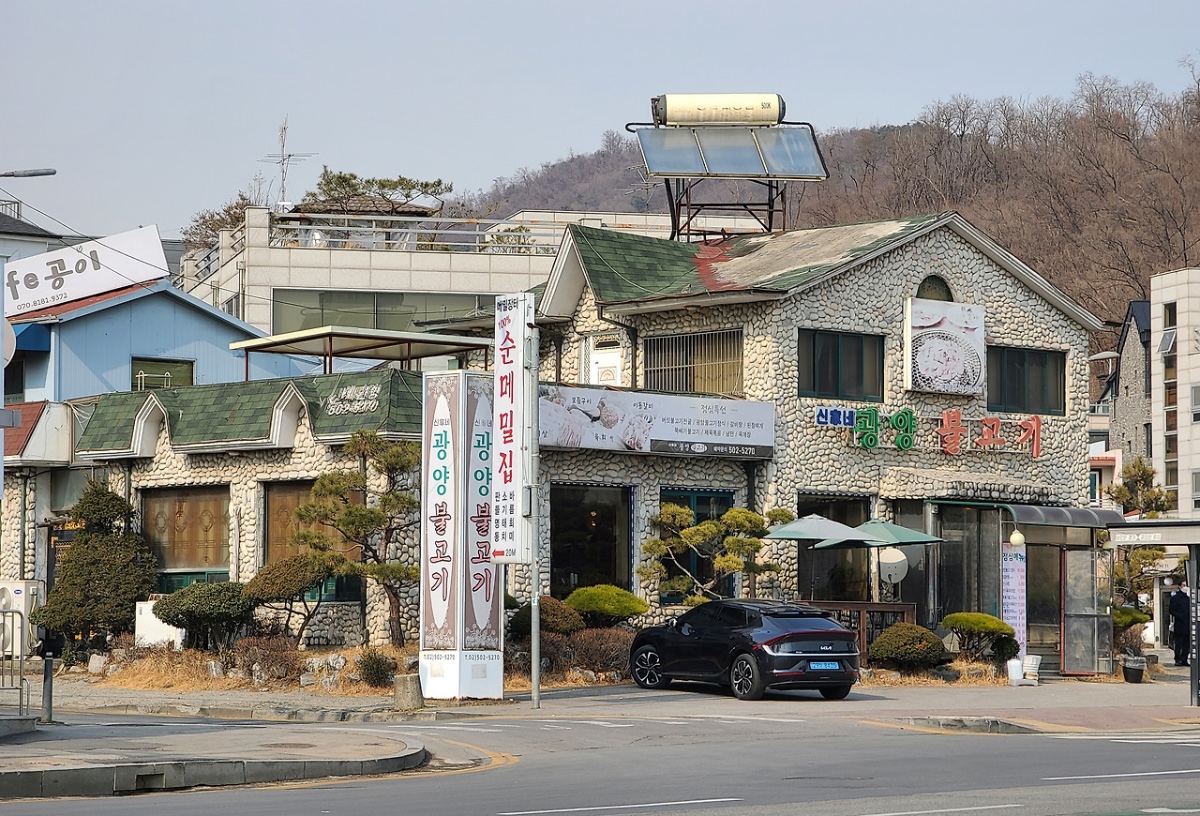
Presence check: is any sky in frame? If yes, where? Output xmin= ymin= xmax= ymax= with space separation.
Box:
xmin=4 ymin=0 xmax=1200 ymax=240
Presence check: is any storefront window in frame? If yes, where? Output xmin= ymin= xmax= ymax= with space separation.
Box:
xmin=549 ymin=485 xmax=632 ymax=599
xmin=935 ymin=505 xmax=1001 ymax=618
xmin=795 ymin=496 xmax=869 ymax=601
xmin=264 ymin=481 xmax=363 ymax=601
xmin=660 ymin=489 xmax=736 ymax=598
xmin=141 ymin=487 xmax=230 ymax=591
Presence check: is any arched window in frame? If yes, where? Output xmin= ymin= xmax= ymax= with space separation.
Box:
xmin=917 ymin=275 xmax=953 ymax=301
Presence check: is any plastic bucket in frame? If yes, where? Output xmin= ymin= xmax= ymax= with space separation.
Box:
xmin=1006 ymin=658 xmax=1023 ymax=683
xmin=1023 ymin=654 xmax=1042 ymax=680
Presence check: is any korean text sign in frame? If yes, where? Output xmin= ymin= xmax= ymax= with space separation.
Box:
xmin=491 ymin=293 xmax=535 ymax=564
xmin=4 ymin=226 xmax=168 ymax=317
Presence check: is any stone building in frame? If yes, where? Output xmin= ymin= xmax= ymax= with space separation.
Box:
xmin=7 ymin=210 xmax=1120 ymax=673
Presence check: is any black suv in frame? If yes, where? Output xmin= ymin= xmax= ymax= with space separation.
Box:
xmin=629 ymin=599 xmax=860 ymax=700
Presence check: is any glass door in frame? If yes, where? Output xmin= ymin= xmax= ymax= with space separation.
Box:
xmin=1062 ymin=548 xmax=1114 ymax=675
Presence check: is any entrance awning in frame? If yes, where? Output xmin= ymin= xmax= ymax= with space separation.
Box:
xmin=937 ymin=500 xmax=1125 ymax=529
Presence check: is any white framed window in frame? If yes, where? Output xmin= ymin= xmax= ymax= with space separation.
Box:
xmin=1192 ymin=470 xmax=1200 ymax=511
xmin=581 ymin=333 xmax=624 ymax=386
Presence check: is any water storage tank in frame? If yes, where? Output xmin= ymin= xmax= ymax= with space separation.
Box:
xmin=651 ymin=93 xmax=786 ymax=127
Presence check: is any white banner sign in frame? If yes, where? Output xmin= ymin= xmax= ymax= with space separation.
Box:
xmin=539 ymin=384 xmax=775 ymax=458
xmin=4 ymin=225 xmax=168 ymax=317
xmin=491 ymin=293 xmax=536 ymax=564
xmin=1001 ymin=534 xmax=1028 ymax=658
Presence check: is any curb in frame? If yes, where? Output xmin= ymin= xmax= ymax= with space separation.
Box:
xmin=894 ymin=716 xmax=1041 ymax=734
xmin=52 ymin=702 xmax=488 ymax=723
xmin=0 ymin=743 xmax=428 ymax=799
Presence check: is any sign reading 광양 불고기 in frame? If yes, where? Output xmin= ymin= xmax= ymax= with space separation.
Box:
xmin=4 ymin=226 xmax=168 ymax=317
xmin=491 ymin=293 xmax=535 ymax=564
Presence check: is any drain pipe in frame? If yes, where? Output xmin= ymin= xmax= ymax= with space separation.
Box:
xmin=19 ymin=472 xmax=29 ymax=580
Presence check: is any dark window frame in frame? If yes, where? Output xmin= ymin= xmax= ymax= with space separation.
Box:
xmin=986 ymin=345 xmax=1066 ymax=415
xmin=797 ymin=329 xmax=884 ymax=402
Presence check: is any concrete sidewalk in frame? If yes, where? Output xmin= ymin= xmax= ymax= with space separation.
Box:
xmin=2 ymin=655 xmax=1198 ymax=799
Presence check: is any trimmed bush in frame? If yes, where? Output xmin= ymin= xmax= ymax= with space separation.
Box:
xmin=941 ymin=612 xmax=1016 ymax=661
xmin=564 ymin=585 xmax=649 ymax=628
xmin=1113 ymin=606 xmax=1151 ymax=631
xmin=153 ymin=582 xmax=255 ymax=651
xmin=508 ymin=596 xmax=585 ymax=639
xmin=990 ymin=634 xmax=1021 ymax=666
xmin=868 ymin=622 xmax=948 ymax=671
xmin=568 ymin=628 xmax=635 ymax=671
xmin=357 ymin=647 xmax=397 ymax=687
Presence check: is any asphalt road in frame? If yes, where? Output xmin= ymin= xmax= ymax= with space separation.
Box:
xmin=6 ymin=703 xmax=1200 ymax=815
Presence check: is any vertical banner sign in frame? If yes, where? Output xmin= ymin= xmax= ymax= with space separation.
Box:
xmin=420 ymin=372 xmax=504 ymax=699
xmin=1001 ymin=534 xmax=1028 ymax=658
xmin=491 ymin=293 xmax=536 ymax=564
xmin=462 ymin=374 xmax=503 ymax=683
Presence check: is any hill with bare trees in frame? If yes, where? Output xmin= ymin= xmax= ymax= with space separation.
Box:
xmin=463 ymin=71 xmax=1200 ymax=342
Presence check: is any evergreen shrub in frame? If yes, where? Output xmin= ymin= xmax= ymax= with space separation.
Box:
xmin=941 ymin=612 xmax=1015 ymax=661
xmin=508 ymin=596 xmax=585 ymax=639
xmin=153 ymin=582 xmax=255 ymax=651
xmin=868 ymin=622 xmax=948 ymax=671
xmin=564 ymin=585 xmax=649 ymax=628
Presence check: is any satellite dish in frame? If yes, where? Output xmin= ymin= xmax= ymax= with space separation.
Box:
xmin=2 ymin=319 xmax=14 ymax=366
xmin=879 ymin=547 xmax=909 ymax=584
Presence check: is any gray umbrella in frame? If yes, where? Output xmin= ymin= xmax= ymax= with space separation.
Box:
xmin=812 ymin=518 xmax=944 ymax=549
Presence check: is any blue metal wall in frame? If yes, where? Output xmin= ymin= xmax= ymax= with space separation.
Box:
xmin=24 ymin=296 xmax=306 ymax=402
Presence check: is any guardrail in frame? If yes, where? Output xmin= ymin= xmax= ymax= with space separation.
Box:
xmin=269 ymin=213 xmax=569 ymax=254
xmin=0 ymin=610 xmax=30 ymax=716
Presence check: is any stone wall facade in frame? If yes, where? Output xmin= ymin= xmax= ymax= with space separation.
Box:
xmin=1110 ymin=323 xmax=1151 ymax=461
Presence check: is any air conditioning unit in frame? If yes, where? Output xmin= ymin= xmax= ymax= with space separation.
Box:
xmin=0 ymin=581 xmax=44 ymax=657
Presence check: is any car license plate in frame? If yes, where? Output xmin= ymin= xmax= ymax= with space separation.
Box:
xmin=810 ymin=661 xmax=840 ymax=670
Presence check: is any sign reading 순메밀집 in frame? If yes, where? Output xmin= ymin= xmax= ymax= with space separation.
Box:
xmin=4 ymin=226 xmax=169 ymax=317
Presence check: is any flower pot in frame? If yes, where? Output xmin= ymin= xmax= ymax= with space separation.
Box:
xmin=1121 ymin=656 xmax=1147 ymax=684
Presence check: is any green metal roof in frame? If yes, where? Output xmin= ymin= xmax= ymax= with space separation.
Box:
xmin=567 ymin=214 xmax=944 ymax=305
xmin=296 ymin=369 xmax=423 ymax=439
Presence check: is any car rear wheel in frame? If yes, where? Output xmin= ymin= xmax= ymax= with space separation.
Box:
xmin=819 ymin=685 xmax=852 ymax=700
xmin=730 ymin=652 xmax=766 ymax=700
xmin=631 ymin=645 xmax=671 ymax=689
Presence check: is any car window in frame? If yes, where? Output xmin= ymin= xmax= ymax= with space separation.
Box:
xmin=716 ymin=606 xmax=749 ymax=627
xmin=679 ymin=605 xmax=724 ymax=629
xmin=763 ymin=614 xmax=845 ymax=631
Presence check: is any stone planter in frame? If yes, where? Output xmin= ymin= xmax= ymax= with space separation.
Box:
xmin=1120 ymin=655 xmax=1147 ymax=684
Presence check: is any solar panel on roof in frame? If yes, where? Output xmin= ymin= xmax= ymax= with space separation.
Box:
xmin=636 ymin=128 xmax=706 ymax=175
xmin=637 ymin=124 xmax=828 ymax=180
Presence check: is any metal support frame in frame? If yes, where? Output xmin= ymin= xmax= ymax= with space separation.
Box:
xmin=665 ymin=177 xmax=787 ymax=241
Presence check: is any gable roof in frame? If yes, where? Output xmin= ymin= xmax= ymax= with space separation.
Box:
xmin=10 ymin=277 xmax=268 ymax=337
xmin=542 ymin=212 xmax=1104 ymax=330
xmin=0 ymin=212 xmax=57 ymax=240
xmin=1101 ymin=300 xmax=1151 ymax=401
xmin=3 ymin=401 xmax=47 ymax=457
xmin=75 ymin=369 xmax=424 ymax=459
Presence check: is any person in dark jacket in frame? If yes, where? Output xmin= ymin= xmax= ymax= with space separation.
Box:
xmin=1170 ymin=583 xmax=1191 ymax=667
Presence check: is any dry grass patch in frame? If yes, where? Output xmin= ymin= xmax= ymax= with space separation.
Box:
xmin=858 ymin=659 xmax=1008 ymax=687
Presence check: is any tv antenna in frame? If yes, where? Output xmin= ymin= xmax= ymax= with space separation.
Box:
xmin=259 ymin=116 xmax=315 ymax=207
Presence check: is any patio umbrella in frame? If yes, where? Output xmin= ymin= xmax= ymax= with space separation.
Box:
xmin=763 ymin=514 xmax=887 ymax=600
xmin=762 ymin=514 xmax=888 ymax=544
xmin=812 ymin=518 xmax=944 ymax=549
